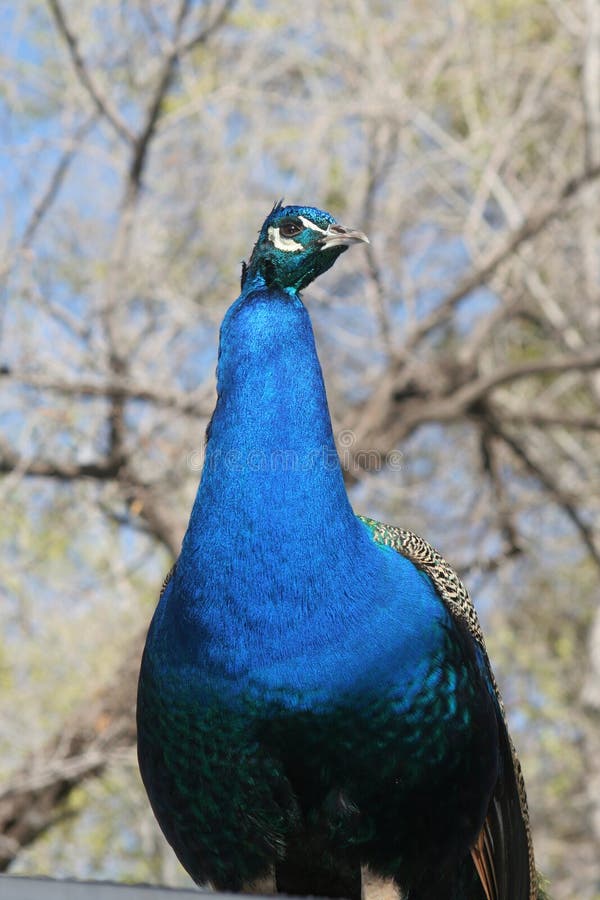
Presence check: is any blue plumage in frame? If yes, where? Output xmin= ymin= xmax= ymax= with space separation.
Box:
xmin=137 ymin=205 xmax=538 ymax=899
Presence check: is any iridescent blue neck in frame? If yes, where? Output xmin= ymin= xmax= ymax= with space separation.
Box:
xmin=179 ymin=282 xmax=362 ymax=601
xmin=159 ymin=279 xmax=450 ymax=698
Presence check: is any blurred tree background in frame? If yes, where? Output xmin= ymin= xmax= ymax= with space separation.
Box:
xmin=1 ymin=0 xmax=599 ymax=897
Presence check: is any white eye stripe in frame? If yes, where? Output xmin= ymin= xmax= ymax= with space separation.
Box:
xmin=298 ymin=216 xmax=328 ymax=234
xmin=267 ymin=226 xmax=303 ymax=252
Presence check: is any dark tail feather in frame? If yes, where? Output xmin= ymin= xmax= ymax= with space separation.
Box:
xmin=471 ymin=701 xmax=534 ymax=900
xmin=471 ymin=819 xmax=499 ymax=900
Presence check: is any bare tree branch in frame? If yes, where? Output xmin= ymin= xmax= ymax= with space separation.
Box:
xmin=21 ymin=117 xmax=97 ymax=250
xmin=1 ymin=370 xmax=213 ymax=417
xmin=495 ymin=408 xmax=600 ymax=431
xmin=0 ymin=116 xmax=95 ymax=292
xmin=0 ymin=442 xmax=182 ymax=556
xmin=178 ymin=0 xmax=237 ymax=55
xmin=127 ymin=0 xmax=191 ymax=192
xmin=0 ymin=446 xmax=121 ymax=482
xmin=129 ymin=0 xmax=236 ymax=192
xmin=118 ymin=477 xmax=183 ymax=558
xmin=446 ymin=350 xmax=600 ymax=416
xmin=402 ymin=161 xmax=600 ymax=352
xmin=361 ymin=123 xmax=398 ymax=356
xmin=479 ymin=428 xmax=522 ymax=557
xmin=347 ymin=351 xmax=600 ymax=463
xmin=490 ymin=419 xmax=600 ymax=569
xmin=0 ymin=631 xmax=144 ymax=871
xmin=583 ymin=0 xmax=600 ymax=171
xmin=46 ymin=0 xmax=135 ymax=144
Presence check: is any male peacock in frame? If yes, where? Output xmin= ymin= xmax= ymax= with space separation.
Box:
xmin=137 ymin=204 xmax=541 ymax=900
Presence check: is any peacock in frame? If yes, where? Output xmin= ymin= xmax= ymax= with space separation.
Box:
xmin=137 ymin=203 xmax=543 ymax=900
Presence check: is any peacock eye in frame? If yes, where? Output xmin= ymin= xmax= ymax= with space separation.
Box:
xmin=279 ymin=220 xmax=303 ymax=238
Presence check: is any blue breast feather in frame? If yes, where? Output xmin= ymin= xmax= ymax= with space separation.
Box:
xmin=145 ymin=287 xmax=474 ymax=715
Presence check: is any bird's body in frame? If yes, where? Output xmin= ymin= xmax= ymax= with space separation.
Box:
xmin=137 ymin=205 xmax=538 ymax=899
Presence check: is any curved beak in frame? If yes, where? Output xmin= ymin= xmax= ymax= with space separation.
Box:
xmin=319 ymin=223 xmax=370 ymax=250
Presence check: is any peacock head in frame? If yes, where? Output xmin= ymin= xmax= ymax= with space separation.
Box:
xmin=242 ymin=202 xmax=369 ymax=294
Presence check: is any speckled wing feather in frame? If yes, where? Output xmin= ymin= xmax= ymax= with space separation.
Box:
xmin=159 ymin=565 xmax=176 ymax=599
xmin=359 ymin=516 xmax=539 ymax=900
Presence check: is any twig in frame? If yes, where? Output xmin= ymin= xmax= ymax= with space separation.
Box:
xmin=362 ymin=123 xmax=397 ymax=357
xmin=21 ymin=117 xmax=96 ymax=249
xmin=448 ymin=350 xmax=600 ymax=414
xmin=46 ymin=0 xmax=135 ymax=144
xmin=1 ymin=370 xmax=213 ymax=417
xmin=479 ymin=427 xmax=522 ymax=556
xmin=495 ymin=408 xmax=600 ymax=431
xmin=491 ymin=420 xmax=600 ymax=569
xmin=0 ymin=444 xmax=121 ymax=482
xmin=129 ymin=0 xmax=236 ymax=190
xmin=403 ymin=161 xmax=600 ymax=351
xmin=178 ymin=0 xmax=237 ymax=55
xmin=0 ymin=437 xmax=181 ymax=556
